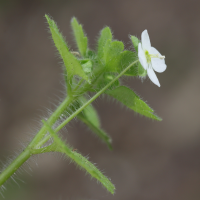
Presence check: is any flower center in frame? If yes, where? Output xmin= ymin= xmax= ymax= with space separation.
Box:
xmin=145 ymin=50 xmax=165 ymax=64
xmin=145 ymin=50 xmax=151 ymax=64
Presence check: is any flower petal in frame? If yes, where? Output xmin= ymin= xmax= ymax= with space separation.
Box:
xmin=141 ymin=30 xmax=151 ymax=51
xmin=149 ymin=47 xmax=166 ymax=73
xmin=148 ymin=46 xmax=161 ymax=55
xmin=138 ymin=43 xmax=148 ymax=70
xmin=151 ymin=58 xmax=167 ymax=73
xmin=147 ymin=66 xmax=160 ymax=87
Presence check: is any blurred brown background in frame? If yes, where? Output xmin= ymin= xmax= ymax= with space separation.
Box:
xmin=0 ymin=0 xmax=200 ymax=200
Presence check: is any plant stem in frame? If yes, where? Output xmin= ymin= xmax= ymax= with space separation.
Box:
xmin=0 ymin=59 xmax=138 ymax=186
xmin=0 ymin=96 xmax=73 ymax=186
xmin=0 ymin=149 xmax=31 ymax=186
xmin=73 ymin=78 xmax=84 ymax=92
xmin=56 ymin=60 xmax=139 ymax=132
xmin=29 ymin=96 xmax=73 ymax=148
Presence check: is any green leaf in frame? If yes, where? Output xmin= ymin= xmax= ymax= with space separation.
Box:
xmin=71 ymin=17 xmax=88 ymax=57
xmin=100 ymin=38 xmax=138 ymax=76
xmin=106 ymin=86 xmax=162 ymax=121
xmin=103 ymin=74 xmax=120 ymax=88
xmin=118 ymin=50 xmax=138 ymax=76
xmin=78 ymin=115 xmax=112 ymax=150
xmin=97 ymin=29 xmax=138 ymax=77
xmin=77 ymin=96 xmax=112 ymax=149
xmin=45 ymin=15 xmax=89 ymax=82
xmin=104 ymin=48 xmax=138 ymax=76
xmin=87 ymin=49 xmax=96 ymax=59
xmin=97 ymin=27 xmax=112 ymax=61
xmin=103 ymin=40 xmax=124 ymax=69
xmin=130 ymin=35 xmax=140 ymax=53
xmin=92 ymin=73 xmax=120 ymax=92
xmin=42 ymin=120 xmax=115 ymax=194
xmin=80 ymin=59 xmax=93 ymax=74
xmin=78 ymin=96 xmax=100 ymax=127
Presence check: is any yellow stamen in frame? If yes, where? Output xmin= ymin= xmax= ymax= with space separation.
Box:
xmin=150 ymin=54 xmax=165 ymax=59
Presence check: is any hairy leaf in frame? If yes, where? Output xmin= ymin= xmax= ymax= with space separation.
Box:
xmin=71 ymin=17 xmax=88 ymax=57
xmin=101 ymin=39 xmax=138 ymax=76
xmin=45 ymin=15 xmax=89 ymax=82
xmin=78 ymin=96 xmax=112 ymax=149
xmin=106 ymin=86 xmax=162 ymax=120
xmin=118 ymin=50 xmax=138 ymax=76
xmin=43 ymin=121 xmax=115 ymax=194
xmin=78 ymin=96 xmax=100 ymax=127
xmin=97 ymin=27 xmax=112 ymax=61
xmin=105 ymin=49 xmax=138 ymax=76
xmin=78 ymin=115 xmax=112 ymax=150
xmin=103 ymin=40 xmax=124 ymax=69
xmin=130 ymin=35 xmax=140 ymax=52
xmin=92 ymin=73 xmax=120 ymax=92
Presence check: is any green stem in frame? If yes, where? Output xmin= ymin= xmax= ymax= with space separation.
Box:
xmin=0 ymin=96 xmax=73 ymax=186
xmin=73 ymin=78 xmax=84 ymax=92
xmin=67 ymin=79 xmax=72 ymax=97
xmin=56 ymin=60 xmax=139 ymax=132
xmin=32 ymin=70 xmax=107 ymax=147
xmin=75 ymin=68 xmax=105 ymax=95
xmin=31 ymin=143 xmax=57 ymax=154
xmin=0 ymin=149 xmax=31 ymax=186
xmin=0 ymin=59 xmax=138 ymax=186
xmin=29 ymin=96 xmax=72 ymax=148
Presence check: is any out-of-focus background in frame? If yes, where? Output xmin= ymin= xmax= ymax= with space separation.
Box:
xmin=0 ymin=0 xmax=200 ymax=199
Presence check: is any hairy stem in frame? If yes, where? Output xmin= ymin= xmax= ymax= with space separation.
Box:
xmin=0 ymin=96 xmax=73 ymax=186
xmin=0 ymin=59 xmax=138 ymax=186
xmin=29 ymin=96 xmax=73 ymax=148
xmin=0 ymin=149 xmax=31 ymax=186
xmin=56 ymin=60 xmax=139 ymax=132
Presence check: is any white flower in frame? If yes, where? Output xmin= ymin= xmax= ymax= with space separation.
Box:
xmin=138 ymin=30 xmax=167 ymax=87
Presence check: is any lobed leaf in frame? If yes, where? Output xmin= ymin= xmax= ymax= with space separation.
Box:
xmin=106 ymin=86 xmax=162 ymax=121
xmin=42 ymin=120 xmax=115 ymax=194
xmin=100 ymin=38 xmax=138 ymax=76
xmin=45 ymin=15 xmax=89 ymax=83
xmin=104 ymin=49 xmax=138 ymax=76
xmin=103 ymin=40 xmax=124 ymax=70
xmin=71 ymin=17 xmax=88 ymax=57
xmin=117 ymin=50 xmax=138 ymax=76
